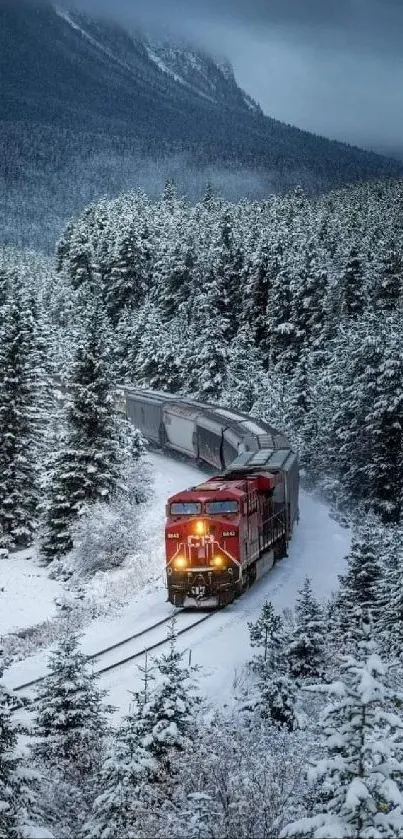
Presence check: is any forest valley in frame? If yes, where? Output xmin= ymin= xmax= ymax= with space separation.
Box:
xmin=0 ymin=177 xmax=403 ymax=838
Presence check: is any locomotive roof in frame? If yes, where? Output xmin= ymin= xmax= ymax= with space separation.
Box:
xmin=224 ymin=448 xmax=297 ymax=475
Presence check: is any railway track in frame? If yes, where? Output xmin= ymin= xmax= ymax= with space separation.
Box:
xmin=12 ymin=609 xmax=214 ymax=693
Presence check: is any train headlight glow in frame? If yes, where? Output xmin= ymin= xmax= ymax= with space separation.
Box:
xmin=212 ymin=555 xmax=224 ymax=567
xmin=194 ymin=520 xmax=205 ymax=536
xmin=174 ymin=556 xmax=186 ymax=569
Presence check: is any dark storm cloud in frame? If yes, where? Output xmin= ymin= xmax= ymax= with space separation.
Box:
xmin=73 ymin=0 xmax=403 ymax=50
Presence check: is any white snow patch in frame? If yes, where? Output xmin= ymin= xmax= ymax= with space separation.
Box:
xmin=0 ymin=549 xmax=63 ymax=636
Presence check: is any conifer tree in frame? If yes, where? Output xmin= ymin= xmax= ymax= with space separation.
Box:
xmin=41 ymin=303 xmax=125 ymax=560
xmin=0 ymin=647 xmax=45 ymax=839
xmin=33 ymin=629 xmax=111 ymax=775
xmin=248 ymin=600 xmax=285 ymax=675
xmin=339 ymin=244 xmax=367 ymax=320
xmin=373 ymin=241 xmax=402 ymax=311
xmin=287 ymin=578 xmax=328 ymax=681
xmin=0 ymin=285 xmax=38 ymax=548
xmin=248 ymin=601 xmax=297 ymax=730
xmin=145 ymin=615 xmax=200 ymax=769
xmin=281 ymin=635 xmax=403 ymax=838
xmin=333 ymin=519 xmax=383 ymax=650
xmin=81 ymin=653 xmax=159 ymax=839
xmin=378 ymin=526 xmax=403 ymax=660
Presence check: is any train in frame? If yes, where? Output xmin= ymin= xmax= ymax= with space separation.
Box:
xmin=117 ymin=387 xmax=299 ymax=608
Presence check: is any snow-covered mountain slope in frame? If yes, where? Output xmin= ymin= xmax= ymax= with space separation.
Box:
xmin=1 ymin=0 xmax=401 ymax=187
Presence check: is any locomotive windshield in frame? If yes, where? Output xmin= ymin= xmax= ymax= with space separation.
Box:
xmin=205 ymin=500 xmax=238 ymax=514
xmin=170 ymin=502 xmax=202 ymax=515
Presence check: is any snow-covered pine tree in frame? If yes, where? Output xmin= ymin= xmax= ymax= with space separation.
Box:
xmin=287 ymin=577 xmax=328 ymax=681
xmin=339 ymin=244 xmax=367 ymax=320
xmin=0 ymin=282 xmax=38 ymax=549
xmin=372 ymin=240 xmax=402 ymax=312
xmin=332 ymin=518 xmax=383 ymax=650
xmin=33 ymin=629 xmax=111 ymax=775
xmin=248 ymin=601 xmax=297 ymax=730
xmin=248 ymin=600 xmax=286 ymax=676
xmin=41 ymin=302 xmax=126 ymax=560
xmin=224 ymin=327 xmax=265 ymax=413
xmin=378 ymin=525 xmax=403 ymax=661
xmin=81 ymin=653 xmax=159 ymax=839
xmin=144 ymin=614 xmax=200 ymax=771
xmin=32 ymin=629 xmax=112 ymax=837
xmin=0 ymin=646 xmax=47 ymax=839
xmin=281 ymin=634 xmax=403 ymax=839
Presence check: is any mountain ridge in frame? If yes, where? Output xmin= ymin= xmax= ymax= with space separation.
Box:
xmin=1 ymin=0 xmax=402 ymax=249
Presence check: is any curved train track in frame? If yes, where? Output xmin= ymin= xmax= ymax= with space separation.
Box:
xmin=12 ymin=609 xmax=214 ymax=694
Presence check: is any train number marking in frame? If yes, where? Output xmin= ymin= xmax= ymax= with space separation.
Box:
xmin=167 ymin=533 xmax=180 ymax=539
xmin=222 ymin=530 xmax=236 ymax=537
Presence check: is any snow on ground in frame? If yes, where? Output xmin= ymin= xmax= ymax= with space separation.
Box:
xmin=4 ymin=450 xmax=350 ymax=719
xmin=0 ymin=549 xmax=63 ymax=637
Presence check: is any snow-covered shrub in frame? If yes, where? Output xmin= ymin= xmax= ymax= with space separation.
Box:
xmin=68 ymin=453 xmax=153 ymax=576
xmin=166 ymin=714 xmax=308 ymax=839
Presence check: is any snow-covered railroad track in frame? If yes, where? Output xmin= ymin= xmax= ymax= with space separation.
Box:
xmin=12 ymin=610 xmax=213 ymax=693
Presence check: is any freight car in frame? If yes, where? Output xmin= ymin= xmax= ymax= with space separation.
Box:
xmin=117 ymin=388 xmax=299 ymax=607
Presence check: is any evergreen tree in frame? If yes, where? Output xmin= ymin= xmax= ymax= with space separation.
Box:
xmin=33 ymin=629 xmax=111 ymax=775
xmin=373 ymin=241 xmax=402 ymax=311
xmin=224 ymin=327 xmax=264 ymax=412
xmin=339 ymin=245 xmax=367 ymax=320
xmin=80 ymin=655 xmax=158 ymax=839
xmin=248 ymin=600 xmax=286 ymax=675
xmin=332 ymin=518 xmax=383 ymax=651
xmin=248 ymin=602 xmax=297 ymax=730
xmin=145 ymin=615 xmax=200 ymax=769
xmin=378 ymin=526 xmax=403 ymax=660
xmin=41 ymin=303 xmax=124 ymax=560
xmin=0 ymin=647 xmax=45 ymax=839
xmin=287 ymin=577 xmax=328 ymax=681
xmin=281 ymin=636 xmax=403 ymax=838
xmin=0 ymin=285 xmax=38 ymax=548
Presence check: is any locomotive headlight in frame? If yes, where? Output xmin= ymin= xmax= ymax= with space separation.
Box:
xmin=194 ymin=520 xmax=205 ymax=536
xmin=212 ymin=555 xmax=224 ymax=567
xmin=174 ymin=556 xmax=186 ymax=569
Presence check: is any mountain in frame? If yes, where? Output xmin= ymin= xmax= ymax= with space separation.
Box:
xmin=1 ymin=0 xmax=402 ymax=250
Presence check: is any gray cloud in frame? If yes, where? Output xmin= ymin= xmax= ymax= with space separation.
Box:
xmin=64 ymin=0 xmax=403 ymax=150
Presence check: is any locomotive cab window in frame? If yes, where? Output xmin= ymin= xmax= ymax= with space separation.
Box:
xmin=170 ymin=502 xmax=202 ymax=515
xmin=205 ymin=500 xmax=238 ymax=514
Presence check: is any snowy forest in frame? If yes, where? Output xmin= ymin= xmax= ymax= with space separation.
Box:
xmin=1 ymin=175 xmax=403 ymax=837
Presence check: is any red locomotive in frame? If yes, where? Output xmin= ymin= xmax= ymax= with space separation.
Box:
xmin=165 ymin=449 xmax=299 ymax=607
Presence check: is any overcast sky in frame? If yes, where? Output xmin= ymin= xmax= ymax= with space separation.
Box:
xmin=71 ymin=0 xmax=403 ymax=152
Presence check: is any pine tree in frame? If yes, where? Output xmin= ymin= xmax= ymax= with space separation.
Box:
xmin=378 ymin=526 xmax=403 ymax=660
xmin=33 ymin=629 xmax=111 ymax=775
xmin=248 ymin=602 xmax=297 ymax=730
xmin=145 ymin=615 xmax=200 ymax=769
xmin=373 ymin=241 xmax=402 ymax=312
xmin=248 ymin=600 xmax=286 ymax=675
xmin=0 ymin=284 xmax=38 ymax=548
xmin=333 ymin=519 xmax=383 ymax=650
xmin=81 ymin=654 xmax=159 ymax=839
xmin=0 ymin=647 xmax=45 ymax=839
xmin=281 ymin=635 xmax=403 ymax=838
xmin=287 ymin=578 xmax=328 ymax=681
xmin=41 ymin=303 xmax=124 ymax=560
xmin=225 ymin=327 xmax=264 ymax=412
xmin=339 ymin=245 xmax=367 ymax=320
